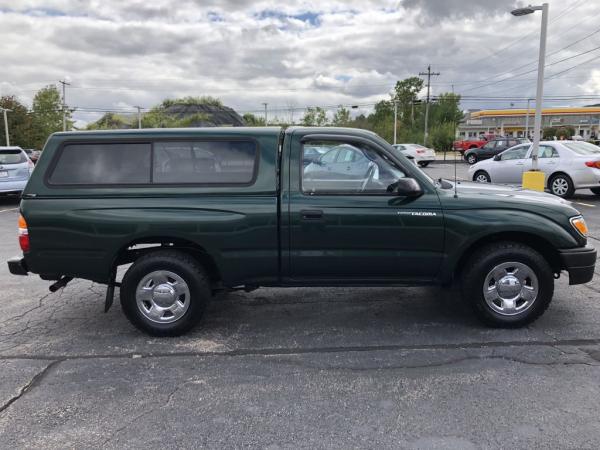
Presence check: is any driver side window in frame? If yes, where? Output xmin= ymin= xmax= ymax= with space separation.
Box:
xmin=302 ymin=141 xmax=406 ymax=195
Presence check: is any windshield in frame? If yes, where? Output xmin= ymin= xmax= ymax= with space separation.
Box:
xmin=562 ymin=141 xmax=600 ymax=155
xmin=0 ymin=150 xmax=26 ymax=164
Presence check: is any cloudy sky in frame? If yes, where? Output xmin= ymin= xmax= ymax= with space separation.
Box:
xmin=1 ymin=0 xmax=599 ymax=125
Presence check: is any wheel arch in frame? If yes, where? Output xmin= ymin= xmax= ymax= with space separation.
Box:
xmin=451 ymin=232 xmax=562 ymax=283
xmin=112 ymin=236 xmax=222 ymax=285
xmin=546 ymin=170 xmax=572 ymax=188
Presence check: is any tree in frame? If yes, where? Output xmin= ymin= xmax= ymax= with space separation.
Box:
xmin=393 ymin=77 xmax=425 ymax=121
xmin=429 ymin=122 xmax=456 ymax=151
xmin=242 ymin=113 xmax=265 ymax=126
xmin=332 ymin=106 xmax=350 ymax=126
xmin=87 ymin=112 xmax=132 ymax=130
xmin=31 ymin=85 xmax=69 ymax=147
xmin=301 ymin=107 xmax=328 ymax=126
xmin=0 ymin=96 xmax=33 ymax=148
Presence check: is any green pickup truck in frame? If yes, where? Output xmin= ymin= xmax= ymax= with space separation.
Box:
xmin=7 ymin=127 xmax=596 ymax=336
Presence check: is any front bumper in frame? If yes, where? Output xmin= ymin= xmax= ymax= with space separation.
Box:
xmin=559 ymin=245 xmax=597 ymax=285
xmin=7 ymin=256 xmax=28 ymax=275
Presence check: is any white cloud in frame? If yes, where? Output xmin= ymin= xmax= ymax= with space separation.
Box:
xmin=0 ymin=0 xmax=598 ymax=124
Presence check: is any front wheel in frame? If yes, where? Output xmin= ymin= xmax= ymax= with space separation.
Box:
xmin=120 ymin=250 xmax=211 ymax=336
xmin=549 ymin=173 xmax=575 ymax=198
xmin=466 ymin=154 xmax=477 ymax=165
xmin=418 ymin=161 xmax=430 ymax=168
xmin=461 ymin=241 xmax=554 ymax=328
xmin=473 ymin=170 xmax=491 ymax=183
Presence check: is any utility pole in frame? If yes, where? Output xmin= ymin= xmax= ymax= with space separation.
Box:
xmin=262 ymin=103 xmax=268 ymax=125
xmin=59 ymin=79 xmax=71 ymax=131
xmin=419 ymin=65 xmax=440 ymax=146
xmin=524 ymin=103 xmax=530 ymax=139
xmin=134 ymin=106 xmax=142 ymax=129
xmin=0 ymin=108 xmax=11 ymax=146
xmin=393 ymin=100 xmax=398 ymax=145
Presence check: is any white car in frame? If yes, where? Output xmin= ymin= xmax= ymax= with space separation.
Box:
xmin=468 ymin=140 xmax=600 ymax=198
xmin=392 ymin=144 xmax=436 ymax=167
xmin=0 ymin=147 xmax=35 ymax=196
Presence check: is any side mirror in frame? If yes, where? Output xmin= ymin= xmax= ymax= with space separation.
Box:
xmin=387 ymin=178 xmax=423 ymax=197
xmin=493 ymin=154 xmax=501 ymax=161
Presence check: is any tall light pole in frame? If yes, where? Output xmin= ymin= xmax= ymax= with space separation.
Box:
xmin=0 ymin=108 xmax=11 ymax=146
xmin=262 ymin=102 xmax=268 ymax=125
xmin=134 ymin=106 xmax=142 ymax=129
xmin=393 ymin=100 xmax=398 ymax=145
xmin=511 ymin=3 xmax=548 ymax=191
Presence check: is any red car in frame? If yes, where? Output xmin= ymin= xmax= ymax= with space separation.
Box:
xmin=453 ymin=134 xmax=497 ymax=154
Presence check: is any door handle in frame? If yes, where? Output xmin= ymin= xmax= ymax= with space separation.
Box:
xmin=301 ymin=209 xmax=324 ymax=220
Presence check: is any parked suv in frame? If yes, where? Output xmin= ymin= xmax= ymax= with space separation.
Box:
xmin=0 ymin=146 xmax=35 ymax=196
xmin=465 ymin=138 xmax=529 ymax=164
xmin=7 ymin=128 xmax=596 ymax=336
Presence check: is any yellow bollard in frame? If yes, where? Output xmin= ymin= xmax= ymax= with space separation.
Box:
xmin=522 ymin=170 xmax=545 ymax=192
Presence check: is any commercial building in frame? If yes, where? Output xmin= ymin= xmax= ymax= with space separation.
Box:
xmin=458 ymin=106 xmax=600 ymax=139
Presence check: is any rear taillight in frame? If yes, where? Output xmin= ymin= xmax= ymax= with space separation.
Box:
xmin=27 ymin=160 xmax=34 ymax=174
xmin=18 ymin=214 xmax=29 ymax=252
xmin=416 ymin=150 xmax=425 ymax=154
xmin=585 ymin=161 xmax=600 ymax=169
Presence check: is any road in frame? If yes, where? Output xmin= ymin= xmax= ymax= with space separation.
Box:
xmin=1 ymin=165 xmax=600 ymax=449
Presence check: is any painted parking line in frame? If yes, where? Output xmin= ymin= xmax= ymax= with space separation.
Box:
xmin=0 ymin=207 xmax=18 ymax=213
xmin=574 ymin=202 xmax=596 ymax=208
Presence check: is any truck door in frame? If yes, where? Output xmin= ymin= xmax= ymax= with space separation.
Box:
xmin=285 ymin=132 xmax=444 ymax=282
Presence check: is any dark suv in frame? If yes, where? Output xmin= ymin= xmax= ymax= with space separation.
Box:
xmin=465 ymin=138 xmax=529 ymax=165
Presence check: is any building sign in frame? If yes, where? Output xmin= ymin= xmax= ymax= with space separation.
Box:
xmin=467 ymin=119 xmax=483 ymax=125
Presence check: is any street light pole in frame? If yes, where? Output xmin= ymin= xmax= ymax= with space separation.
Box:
xmin=1 ymin=108 xmax=11 ymax=146
xmin=511 ymin=3 xmax=548 ymax=190
xmin=262 ymin=103 xmax=268 ymax=125
xmin=134 ymin=106 xmax=142 ymax=129
xmin=393 ymin=100 xmax=398 ymax=145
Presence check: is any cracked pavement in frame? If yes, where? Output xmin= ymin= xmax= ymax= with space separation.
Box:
xmin=1 ymin=165 xmax=600 ymax=449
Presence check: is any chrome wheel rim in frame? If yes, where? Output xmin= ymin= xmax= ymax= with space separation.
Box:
xmin=483 ymin=262 xmax=538 ymax=316
xmin=136 ymin=270 xmax=190 ymax=324
xmin=468 ymin=155 xmax=476 ymax=164
xmin=552 ymin=178 xmax=568 ymax=196
xmin=476 ymin=173 xmax=489 ymax=183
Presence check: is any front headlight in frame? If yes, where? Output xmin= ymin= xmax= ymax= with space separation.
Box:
xmin=570 ymin=215 xmax=588 ymax=237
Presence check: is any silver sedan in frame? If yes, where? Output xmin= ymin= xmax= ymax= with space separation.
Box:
xmin=468 ymin=140 xmax=600 ymax=198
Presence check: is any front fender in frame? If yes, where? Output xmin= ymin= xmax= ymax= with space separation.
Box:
xmin=440 ymin=209 xmax=580 ymax=282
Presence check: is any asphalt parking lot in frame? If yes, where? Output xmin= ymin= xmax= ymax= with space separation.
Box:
xmin=1 ymin=164 xmax=600 ymax=449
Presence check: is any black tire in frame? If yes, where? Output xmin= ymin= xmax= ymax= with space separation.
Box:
xmin=461 ymin=241 xmax=554 ymax=328
xmin=120 ymin=250 xmax=211 ymax=336
xmin=469 ymin=145 xmax=478 ymax=149
xmin=548 ymin=173 xmax=575 ymax=198
xmin=466 ymin=153 xmax=477 ymax=165
xmin=590 ymin=187 xmax=600 ymax=195
xmin=473 ymin=170 xmax=491 ymax=183
xmin=418 ymin=161 xmax=430 ymax=168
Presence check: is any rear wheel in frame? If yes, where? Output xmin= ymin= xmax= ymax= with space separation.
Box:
xmin=473 ymin=170 xmax=491 ymax=183
xmin=120 ymin=250 xmax=211 ymax=336
xmin=590 ymin=187 xmax=600 ymax=195
xmin=461 ymin=241 xmax=554 ymax=328
xmin=549 ymin=173 xmax=575 ymax=198
xmin=467 ymin=154 xmax=477 ymax=165
xmin=418 ymin=161 xmax=430 ymax=168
